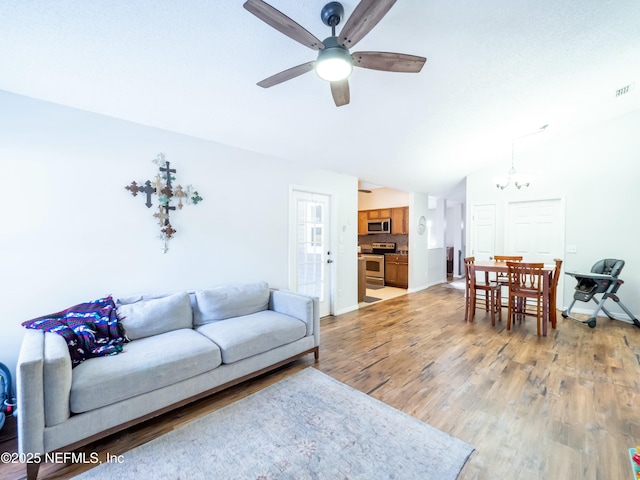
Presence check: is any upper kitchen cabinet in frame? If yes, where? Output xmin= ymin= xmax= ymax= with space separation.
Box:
xmin=358 ymin=211 xmax=369 ymax=235
xmin=368 ymin=209 xmax=391 ymax=219
xmin=391 ymin=207 xmax=409 ymax=235
xmin=358 ymin=206 xmax=409 ymax=235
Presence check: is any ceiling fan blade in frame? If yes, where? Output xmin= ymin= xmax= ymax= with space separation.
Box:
xmin=352 ymin=52 xmax=426 ymax=72
xmin=257 ymin=61 xmax=316 ymax=88
xmin=338 ymin=0 xmax=396 ymax=49
xmin=330 ymin=79 xmax=350 ymax=107
xmin=244 ymin=0 xmax=324 ymax=51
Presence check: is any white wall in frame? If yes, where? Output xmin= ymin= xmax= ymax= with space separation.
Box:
xmin=408 ymin=192 xmax=431 ymax=291
xmin=423 ymin=198 xmax=447 ymax=286
xmin=0 ymin=91 xmax=359 ymax=384
xmin=446 ymin=203 xmax=464 ymax=277
xmin=466 ymin=110 xmax=640 ymax=318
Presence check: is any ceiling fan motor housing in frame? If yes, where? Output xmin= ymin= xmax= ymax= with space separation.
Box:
xmin=321 ymin=2 xmax=344 ymax=28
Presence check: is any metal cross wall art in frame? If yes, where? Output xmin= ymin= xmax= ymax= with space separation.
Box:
xmin=125 ymin=153 xmax=203 ymax=253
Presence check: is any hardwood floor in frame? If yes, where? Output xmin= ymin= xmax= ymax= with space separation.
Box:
xmin=2 ymin=284 xmax=640 ymax=479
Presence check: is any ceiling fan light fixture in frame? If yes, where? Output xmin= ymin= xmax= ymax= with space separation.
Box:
xmin=315 ymin=37 xmax=353 ymax=82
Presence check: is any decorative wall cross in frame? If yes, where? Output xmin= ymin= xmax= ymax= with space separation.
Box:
xmin=125 ymin=153 xmax=203 ymax=253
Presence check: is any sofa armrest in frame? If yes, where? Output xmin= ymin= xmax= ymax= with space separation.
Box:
xmin=269 ymin=289 xmax=320 ymax=345
xmin=17 ymin=330 xmax=45 ymax=455
xmin=43 ymin=332 xmax=72 ymax=427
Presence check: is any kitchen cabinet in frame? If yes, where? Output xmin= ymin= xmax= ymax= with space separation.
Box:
xmin=358 ymin=257 xmax=366 ymax=302
xmin=367 ymin=209 xmax=391 ymax=219
xmin=359 ymin=207 xmax=408 ymax=235
xmin=358 ymin=211 xmax=369 ymax=235
xmin=385 ymin=254 xmax=409 ymax=288
xmin=391 ymin=207 xmax=409 ymax=234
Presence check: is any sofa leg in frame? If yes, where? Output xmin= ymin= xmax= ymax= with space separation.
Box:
xmin=313 ymin=347 xmax=319 ymax=361
xmin=27 ymin=462 xmax=40 ymax=480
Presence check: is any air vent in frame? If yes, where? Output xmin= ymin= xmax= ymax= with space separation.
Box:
xmin=615 ymin=83 xmax=635 ymax=97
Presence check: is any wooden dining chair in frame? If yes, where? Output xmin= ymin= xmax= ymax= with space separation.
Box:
xmin=464 ymin=257 xmax=501 ymax=325
xmin=506 ymin=261 xmax=544 ymax=335
xmin=495 ymin=255 xmax=524 ymax=262
xmin=493 ymin=255 xmax=523 ymax=286
xmin=549 ymin=258 xmax=563 ymax=329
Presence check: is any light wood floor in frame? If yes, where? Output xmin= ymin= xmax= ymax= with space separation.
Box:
xmin=2 ymin=283 xmax=640 ymax=479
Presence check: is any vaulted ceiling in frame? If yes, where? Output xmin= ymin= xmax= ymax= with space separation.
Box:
xmin=1 ymin=1 xmax=639 ymax=200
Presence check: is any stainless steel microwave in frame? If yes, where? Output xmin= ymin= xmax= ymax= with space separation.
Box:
xmin=367 ymin=218 xmax=391 ymax=234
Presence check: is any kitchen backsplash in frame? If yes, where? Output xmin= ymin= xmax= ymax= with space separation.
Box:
xmin=358 ymin=233 xmax=409 ymax=253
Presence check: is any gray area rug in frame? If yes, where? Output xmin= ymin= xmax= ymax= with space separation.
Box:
xmin=74 ymin=368 xmax=474 ymax=480
xmin=363 ymin=295 xmax=382 ymax=303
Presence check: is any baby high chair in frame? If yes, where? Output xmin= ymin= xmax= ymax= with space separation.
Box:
xmin=562 ymin=259 xmax=639 ymax=329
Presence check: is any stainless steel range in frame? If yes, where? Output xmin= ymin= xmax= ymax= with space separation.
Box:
xmin=362 ymin=242 xmax=396 ymax=286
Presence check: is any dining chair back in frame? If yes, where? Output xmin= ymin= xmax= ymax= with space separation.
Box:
xmin=464 ymin=256 xmax=501 ymax=325
xmin=463 ymin=257 xmax=474 ymax=322
xmin=549 ymin=258 xmax=563 ymax=328
xmin=493 ymin=255 xmax=523 ymax=285
xmin=506 ymin=262 xmax=544 ymax=335
xmin=495 ymin=255 xmax=524 ymax=262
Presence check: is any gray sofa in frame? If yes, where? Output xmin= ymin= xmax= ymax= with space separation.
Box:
xmin=17 ymin=281 xmax=319 ymax=480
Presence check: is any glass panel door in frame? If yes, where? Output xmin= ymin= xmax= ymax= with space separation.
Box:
xmin=291 ymin=190 xmax=331 ymax=317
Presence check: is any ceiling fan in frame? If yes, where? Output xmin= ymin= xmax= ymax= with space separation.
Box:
xmin=243 ymin=0 xmax=427 ymax=107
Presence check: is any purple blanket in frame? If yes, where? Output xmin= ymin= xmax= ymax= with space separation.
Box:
xmin=22 ymin=296 xmax=127 ymax=367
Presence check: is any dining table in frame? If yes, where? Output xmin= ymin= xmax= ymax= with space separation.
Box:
xmin=473 ymin=260 xmax=557 ymax=336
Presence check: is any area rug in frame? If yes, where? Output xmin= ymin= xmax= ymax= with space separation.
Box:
xmin=363 ymin=295 xmax=382 ymax=303
xmin=74 ymin=368 xmax=474 ymax=480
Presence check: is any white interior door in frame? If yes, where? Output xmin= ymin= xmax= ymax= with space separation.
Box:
xmin=471 ymin=204 xmax=496 ymax=260
xmin=506 ymin=199 xmax=564 ymax=262
xmin=290 ymin=189 xmax=332 ymax=317
xmin=505 ymin=198 xmax=565 ymax=306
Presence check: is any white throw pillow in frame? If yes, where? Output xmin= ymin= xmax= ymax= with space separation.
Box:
xmin=193 ymin=281 xmax=269 ymax=326
xmin=117 ymin=291 xmax=192 ymax=340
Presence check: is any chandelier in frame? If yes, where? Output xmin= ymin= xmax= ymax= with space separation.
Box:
xmin=495 ymin=124 xmax=548 ymax=190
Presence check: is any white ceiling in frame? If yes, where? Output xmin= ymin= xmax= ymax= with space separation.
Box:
xmin=1 ymin=1 xmax=639 ymax=200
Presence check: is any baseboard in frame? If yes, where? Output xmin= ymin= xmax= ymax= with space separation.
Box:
xmin=407 ymin=284 xmax=430 ymax=294
xmin=563 ymin=305 xmax=636 ymax=321
xmin=408 ymin=281 xmax=442 ymax=293
xmin=334 ymin=304 xmax=360 ymax=316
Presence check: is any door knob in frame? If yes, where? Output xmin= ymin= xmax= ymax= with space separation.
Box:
xmin=327 ymin=259 xmax=333 ymax=263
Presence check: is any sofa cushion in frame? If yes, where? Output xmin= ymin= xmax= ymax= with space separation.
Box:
xmin=270 ymin=290 xmax=315 ymax=336
xmin=116 ymin=292 xmax=170 ymax=305
xmin=193 ymin=281 xmax=269 ymax=326
xmin=117 ymin=291 xmax=192 ymax=340
xmin=196 ymin=310 xmax=306 ymax=364
xmin=70 ymin=329 xmax=221 ymax=413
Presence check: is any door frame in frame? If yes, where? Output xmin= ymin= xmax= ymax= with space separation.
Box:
xmin=289 ymin=186 xmax=336 ymax=317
